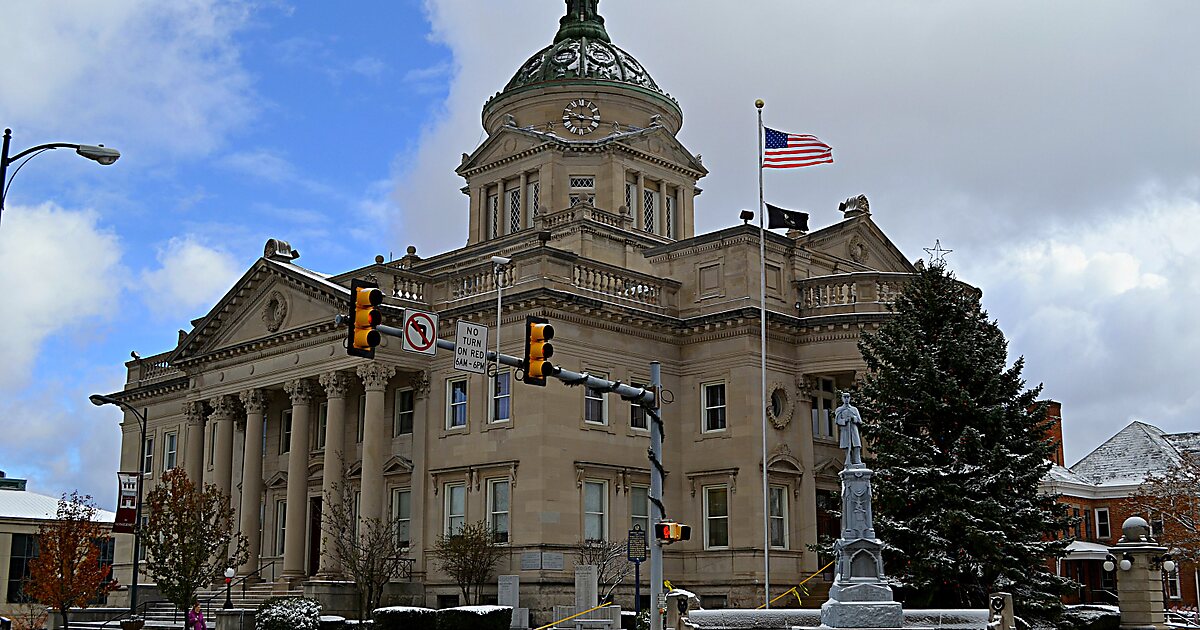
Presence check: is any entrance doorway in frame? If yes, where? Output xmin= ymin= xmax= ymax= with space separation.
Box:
xmin=308 ymin=497 xmax=322 ymax=576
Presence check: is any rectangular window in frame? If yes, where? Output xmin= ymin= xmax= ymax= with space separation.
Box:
xmin=447 ymin=377 xmax=468 ymax=429
xmin=143 ymin=435 xmax=155 ymax=474
xmin=316 ymin=402 xmax=328 ymax=450
xmin=811 ymin=378 xmax=836 ymax=438
xmin=631 ymin=485 xmax=650 ymax=533
xmin=584 ymin=480 xmax=608 ymax=542
xmin=1150 ymin=513 xmax=1165 ymax=537
xmin=702 ymin=382 xmax=727 ymax=432
xmin=357 ymin=396 xmax=366 ymax=443
xmin=1095 ymin=508 xmax=1111 ymax=540
xmin=488 ymin=479 xmax=511 ymax=544
xmin=1168 ymin=567 xmax=1182 ymax=599
xmin=394 ymin=389 xmax=415 ymax=436
xmin=769 ymin=485 xmax=788 ymax=548
xmin=445 ymin=483 xmax=466 ymax=535
xmin=705 ymin=485 xmax=730 ymax=549
xmin=569 ymin=176 xmax=595 ymax=189
xmin=274 ymin=500 xmax=287 ymax=556
xmin=508 ymin=188 xmax=521 ymax=234
xmin=665 ymin=193 xmax=676 ymax=239
xmin=643 ymin=188 xmax=659 ymax=233
xmin=391 ymin=488 xmax=411 ymax=548
xmin=625 ymin=181 xmax=635 ymax=213
xmin=569 ymin=175 xmax=595 ymax=206
xmin=492 ymin=371 xmax=511 ymax=423
xmin=584 ymin=373 xmax=608 ymax=425
xmin=6 ymin=533 xmax=36 ymax=603
xmin=526 ymin=180 xmax=540 ymax=227
xmin=630 ymin=380 xmax=648 ymax=430
xmin=488 ymin=193 xmax=499 ymax=239
xmin=1072 ymin=508 xmax=1082 ymax=539
xmin=163 ymin=432 xmax=177 ymax=471
xmin=281 ymin=409 xmax=292 ymax=454
xmin=137 ymin=514 xmax=148 ymax=561
xmin=208 ymin=426 xmax=215 ymax=466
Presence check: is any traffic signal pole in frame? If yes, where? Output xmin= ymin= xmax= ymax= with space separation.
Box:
xmin=648 ymin=360 xmax=665 ymax=630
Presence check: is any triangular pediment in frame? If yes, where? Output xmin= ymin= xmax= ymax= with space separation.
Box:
xmin=457 ymin=126 xmax=553 ymax=175
xmin=615 ymin=126 xmax=707 ymax=175
xmin=802 ymin=215 xmax=916 ymax=274
xmin=171 ymin=257 xmax=352 ymax=365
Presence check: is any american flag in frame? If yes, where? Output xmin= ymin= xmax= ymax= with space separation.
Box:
xmin=763 ymin=127 xmax=833 ymax=169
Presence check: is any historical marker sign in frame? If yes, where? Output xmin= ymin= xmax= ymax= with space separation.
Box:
xmin=401 ymin=309 xmax=438 ymax=355
xmin=454 ymin=321 xmax=489 ymax=374
xmin=627 ymin=526 xmax=648 ymax=562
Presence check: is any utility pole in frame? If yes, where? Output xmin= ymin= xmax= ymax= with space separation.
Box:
xmin=648 ymin=361 xmax=665 ymax=630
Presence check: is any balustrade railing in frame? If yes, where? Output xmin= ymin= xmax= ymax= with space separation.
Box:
xmin=574 ymin=264 xmax=663 ymax=307
xmin=795 ymin=272 xmax=913 ymax=315
xmin=449 ymin=265 xmax=514 ymax=301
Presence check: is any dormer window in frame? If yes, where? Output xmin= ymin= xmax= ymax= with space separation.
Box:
xmin=569 ymin=175 xmax=595 ymax=205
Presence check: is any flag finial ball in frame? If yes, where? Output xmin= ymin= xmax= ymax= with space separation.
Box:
xmin=755 ymin=99 xmax=765 ymax=109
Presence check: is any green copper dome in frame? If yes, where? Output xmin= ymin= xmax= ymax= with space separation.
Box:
xmin=501 ymin=0 xmax=666 ymax=96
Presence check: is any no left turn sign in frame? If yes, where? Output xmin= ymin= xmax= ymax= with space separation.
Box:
xmin=401 ymin=309 xmax=438 ymax=355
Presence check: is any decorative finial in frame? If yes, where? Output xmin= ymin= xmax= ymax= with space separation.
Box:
xmin=755 ymin=99 xmax=765 ymax=109
xmin=556 ymin=0 xmax=610 ymax=43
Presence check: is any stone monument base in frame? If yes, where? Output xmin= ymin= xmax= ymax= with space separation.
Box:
xmin=821 ymin=582 xmax=903 ymax=628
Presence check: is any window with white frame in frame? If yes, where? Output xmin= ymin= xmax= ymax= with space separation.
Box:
xmin=357 ymin=396 xmax=366 ymax=443
xmin=1168 ymin=567 xmax=1182 ymax=599
xmin=488 ymin=479 xmax=510 ymax=543
xmin=584 ymin=373 xmax=608 ymax=425
xmin=281 ymin=409 xmax=292 ymax=453
xmin=769 ymin=485 xmax=788 ymax=548
xmin=526 ymin=180 xmax=540 ymax=227
xmin=631 ymin=485 xmax=650 ymax=533
xmin=569 ymin=175 xmax=595 ymax=206
xmin=274 ymin=500 xmax=287 ymax=555
xmin=704 ymin=485 xmax=730 ymax=549
xmin=702 ymin=382 xmax=727 ymax=432
xmin=643 ymin=187 xmax=659 ymax=233
xmin=811 ymin=378 xmax=836 ymax=438
xmin=395 ymin=389 xmax=414 ymax=436
xmin=492 ymin=371 xmax=512 ymax=423
xmin=163 ymin=432 xmax=177 ymax=471
xmin=143 ymin=435 xmax=155 ymax=475
xmin=445 ymin=483 xmax=466 ymax=535
xmin=584 ymin=480 xmax=608 ymax=542
xmin=316 ymin=402 xmax=328 ymax=450
xmin=447 ymin=377 xmax=468 ymax=429
xmin=630 ymin=380 xmax=648 ymax=430
xmin=137 ymin=514 xmax=148 ymax=560
xmin=1095 ymin=507 xmax=1111 ymax=540
xmin=488 ymin=193 xmax=499 ymax=239
xmin=391 ymin=488 xmax=411 ymax=548
xmin=507 ymin=187 xmax=521 ymax=234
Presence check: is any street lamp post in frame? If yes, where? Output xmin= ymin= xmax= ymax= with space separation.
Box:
xmin=89 ymin=394 xmax=147 ymax=619
xmin=223 ymin=567 xmax=235 ymax=609
xmin=1 ymin=127 xmax=121 ymax=226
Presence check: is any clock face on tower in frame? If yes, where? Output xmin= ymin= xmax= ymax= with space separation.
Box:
xmin=562 ymin=99 xmax=600 ymax=135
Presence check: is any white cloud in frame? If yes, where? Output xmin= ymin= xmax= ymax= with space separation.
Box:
xmin=0 ymin=203 xmax=125 ymax=390
xmin=0 ymin=1 xmax=258 ymax=158
xmin=139 ymin=236 xmax=242 ymax=322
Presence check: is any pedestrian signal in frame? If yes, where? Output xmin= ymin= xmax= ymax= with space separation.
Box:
xmin=347 ymin=279 xmax=383 ymax=358
xmin=654 ymin=521 xmax=691 ymax=543
xmin=522 ymin=316 xmax=556 ymax=385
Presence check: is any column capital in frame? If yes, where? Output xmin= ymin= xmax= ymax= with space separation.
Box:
xmin=411 ymin=369 xmax=432 ymax=400
xmin=183 ymin=400 xmax=207 ymax=427
xmin=239 ymin=389 xmax=269 ymax=414
xmin=319 ymin=371 xmax=354 ymax=399
xmin=284 ymin=379 xmax=316 ymax=406
xmin=208 ymin=394 xmax=239 ymax=420
xmin=357 ymin=363 xmax=396 ymax=392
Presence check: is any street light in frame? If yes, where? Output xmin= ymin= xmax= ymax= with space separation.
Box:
xmin=1 ymin=127 xmax=122 ymax=226
xmin=223 ymin=567 xmax=235 ymax=609
xmin=89 ymin=393 xmax=147 ymax=619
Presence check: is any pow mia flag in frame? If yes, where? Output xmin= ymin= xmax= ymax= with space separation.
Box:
xmin=766 ymin=203 xmax=809 ymax=232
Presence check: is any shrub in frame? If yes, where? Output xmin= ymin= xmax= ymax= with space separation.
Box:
xmin=372 ymin=606 xmax=435 ymax=630
xmin=256 ymin=596 xmax=322 ymax=630
xmin=436 ymin=606 xmax=510 ymax=630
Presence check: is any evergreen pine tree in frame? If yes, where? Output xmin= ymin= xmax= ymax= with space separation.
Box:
xmin=857 ymin=260 xmax=1073 ymax=619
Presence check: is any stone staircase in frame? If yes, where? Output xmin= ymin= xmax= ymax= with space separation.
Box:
xmin=71 ymin=583 xmax=304 ymax=629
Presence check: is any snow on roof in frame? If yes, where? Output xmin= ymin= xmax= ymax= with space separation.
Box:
xmin=1070 ymin=421 xmax=1182 ymax=486
xmin=1165 ymin=432 xmax=1200 ymax=455
xmin=1046 ymin=463 xmax=1093 ymax=485
xmin=0 ymin=489 xmax=116 ymax=522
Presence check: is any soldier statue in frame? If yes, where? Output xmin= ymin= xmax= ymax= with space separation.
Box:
xmin=834 ymin=393 xmax=863 ymax=467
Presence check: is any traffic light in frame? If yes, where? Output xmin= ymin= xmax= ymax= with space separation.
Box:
xmin=653 ymin=521 xmax=691 ymax=543
xmin=347 ymin=279 xmax=383 ymax=358
xmin=522 ymin=316 xmax=555 ymax=385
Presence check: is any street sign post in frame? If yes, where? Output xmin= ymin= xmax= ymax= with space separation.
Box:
xmin=401 ymin=309 xmax=438 ymax=355
xmin=454 ymin=321 xmax=489 ymax=374
xmin=628 ymin=525 xmax=648 ymax=620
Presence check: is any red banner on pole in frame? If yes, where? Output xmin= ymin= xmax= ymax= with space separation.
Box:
xmin=114 ymin=472 xmax=139 ymax=534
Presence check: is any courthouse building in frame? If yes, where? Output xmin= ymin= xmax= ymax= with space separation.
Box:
xmin=103 ymin=0 xmax=922 ymax=611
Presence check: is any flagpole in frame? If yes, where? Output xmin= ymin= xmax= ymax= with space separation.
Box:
xmin=755 ymin=98 xmax=771 ymax=609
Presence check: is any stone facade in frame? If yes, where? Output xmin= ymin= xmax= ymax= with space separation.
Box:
xmin=104 ymin=1 xmax=921 ymax=614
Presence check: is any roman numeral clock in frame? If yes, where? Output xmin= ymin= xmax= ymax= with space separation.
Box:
xmin=562 ymin=99 xmax=600 ymax=135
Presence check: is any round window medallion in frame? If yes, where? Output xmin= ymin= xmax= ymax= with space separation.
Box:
xmin=847 ymin=235 xmax=870 ymax=264
xmin=765 ymin=381 xmax=794 ymax=429
xmin=262 ymin=290 xmax=288 ymax=332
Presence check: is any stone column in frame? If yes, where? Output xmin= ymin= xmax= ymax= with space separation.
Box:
xmin=184 ymin=401 xmax=206 ymax=484
xmin=317 ymin=371 xmax=353 ymax=576
xmin=238 ymin=389 xmax=268 ymax=577
xmin=210 ymin=395 xmax=238 ymax=505
xmin=1112 ymin=517 xmax=1170 ymax=630
xmin=282 ymin=379 xmax=314 ymax=581
xmin=357 ymin=363 xmax=395 ymax=530
xmin=409 ymin=370 xmax=431 ymax=568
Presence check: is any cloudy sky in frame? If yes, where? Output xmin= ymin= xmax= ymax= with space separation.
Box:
xmin=1 ymin=1 xmax=1196 ymax=507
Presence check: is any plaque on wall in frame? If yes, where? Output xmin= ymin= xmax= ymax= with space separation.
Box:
xmin=520 ymin=552 xmax=542 ymax=571
xmin=541 ymin=552 xmax=565 ymax=570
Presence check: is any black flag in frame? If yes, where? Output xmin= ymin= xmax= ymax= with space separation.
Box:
xmin=766 ymin=203 xmax=809 ymax=231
